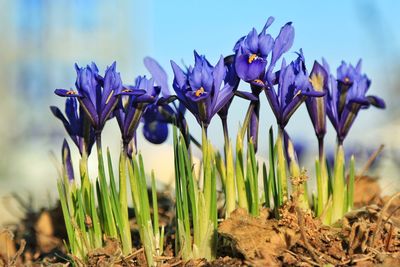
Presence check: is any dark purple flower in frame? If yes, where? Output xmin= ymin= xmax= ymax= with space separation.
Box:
xmin=326 ymin=60 xmax=386 ymax=144
xmin=264 ymin=51 xmax=325 ymax=129
xmin=233 ymin=17 xmax=295 ymax=149
xmin=62 ymin=139 xmax=75 ymax=181
xmin=234 ymin=16 xmax=294 ymax=83
xmin=142 ymin=102 xmax=188 ymax=144
xmin=171 ymin=51 xmax=237 ymax=128
xmin=143 ymin=57 xmax=178 ymax=144
xmin=142 ymin=57 xmax=190 ymax=145
xmin=216 ymin=55 xmax=241 ymax=120
xmin=55 ymin=62 xmax=123 ymax=133
xmin=305 ymin=61 xmax=329 ymax=139
xmin=114 ymin=76 xmax=161 ymax=151
xmin=141 ymin=104 xmax=170 ymax=144
xmin=51 ymin=97 xmax=95 ymax=156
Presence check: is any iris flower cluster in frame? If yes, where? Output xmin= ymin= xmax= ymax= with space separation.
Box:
xmin=52 ymin=16 xmax=385 ymax=208
xmin=52 ymin=16 xmax=386 ymax=263
xmin=58 ymin=23 xmax=381 ymax=160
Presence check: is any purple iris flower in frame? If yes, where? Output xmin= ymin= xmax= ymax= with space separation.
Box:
xmin=234 ymin=16 xmax=295 ymax=83
xmin=216 ymin=55 xmax=241 ymax=121
xmin=141 ymin=101 xmax=189 ymax=145
xmin=233 ymin=17 xmax=294 ymax=149
xmin=216 ymin=55 xmax=255 ymax=144
xmin=264 ymin=50 xmax=325 ymax=129
xmin=141 ymin=104 xmax=169 ymax=144
xmin=62 ymin=139 xmax=75 ymax=181
xmin=51 ymin=97 xmax=95 ymax=156
xmin=55 ymin=62 xmax=123 ymax=134
xmin=142 ymin=57 xmax=188 ymax=145
xmin=171 ymin=51 xmax=237 ymax=129
xmin=114 ymin=76 xmax=161 ymax=154
xmin=305 ymin=61 xmax=329 ymax=140
xmin=326 ymin=60 xmax=386 ymax=144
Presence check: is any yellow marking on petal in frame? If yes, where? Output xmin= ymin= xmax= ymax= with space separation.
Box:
xmin=294 ymin=89 xmax=302 ymax=98
xmin=195 ymin=87 xmax=205 ymax=97
xmin=248 ymin=54 xmax=258 ymax=64
xmin=309 ymin=73 xmax=324 ymax=92
xmin=66 ymin=90 xmax=77 ymax=95
xmin=253 ymin=79 xmax=265 ymax=86
xmin=122 ymin=96 xmax=129 ymax=108
xmin=122 ymin=89 xmax=133 ymax=93
xmin=105 ymin=90 xmax=114 ymax=104
xmin=344 ymin=77 xmax=350 ymax=84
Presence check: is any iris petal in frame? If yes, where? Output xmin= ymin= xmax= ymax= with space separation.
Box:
xmin=62 ymin=139 xmax=75 ymax=181
xmin=143 ymin=121 xmax=168 ymax=144
xmin=367 ymin=95 xmax=386 ymax=108
xmin=171 ymin=60 xmax=187 ymax=89
xmin=235 ymin=90 xmax=258 ymax=101
xmin=245 ymin=28 xmax=259 ymax=53
xmin=144 ymin=57 xmax=170 ymax=96
xmin=54 ymin=89 xmax=81 ymax=97
xmin=261 ymin=16 xmax=275 ymax=33
xmin=235 ymin=54 xmax=266 ymax=81
xmin=270 ymin=22 xmax=294 ymax=67
xmin=258 ymin=34 xmax=274 ymax=58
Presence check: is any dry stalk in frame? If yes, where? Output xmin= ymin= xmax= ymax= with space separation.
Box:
xmin=8 ymin=239 xmax=26 ymax=266
xmin=295 ymin=207 xmax=324 ymax=265
xmin=370 ymin=192 xmax=400 ymax=248
xmin=357 ymin=144 xmax=384 ymax=178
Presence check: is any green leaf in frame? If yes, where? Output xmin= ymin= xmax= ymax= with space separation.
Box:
xmin=235 ymin=131 xmax=248 ymax=210
xmin=331 ymin=144 xmax=345 ymax=224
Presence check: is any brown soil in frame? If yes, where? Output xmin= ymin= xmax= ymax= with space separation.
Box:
xmin=219 ymin=199 xmax=400 ymax=266
xmin=1 ymin=179 xmax=400 ymax=266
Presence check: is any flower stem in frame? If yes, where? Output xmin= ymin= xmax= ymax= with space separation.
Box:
xmin=240 ymin=102 xmax=255 ymax=140
xmin=317 ymin=137 xmax=329 ymax=221
xmin=119 ymin=151 xmax=132 ymax=254
xmin=79 ymin=151 xmax=91 ymax=212
xmin=331 ymin=143 xmax=345 ymax=224
xmin=221 ymin=116 xmax=236 ymax=217
xmin=221 ymin=117 xmax=229 ymax=149
xmin=277 ymin=127 xmax=288 ymax=205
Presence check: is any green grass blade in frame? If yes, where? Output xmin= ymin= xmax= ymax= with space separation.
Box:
xmin=116 ymin=151 xmax=132 ymax=255
xmin=224 ymin=139 xmax=236 ymax=217
xmin=96 ymin=141 xmax=117 ymax=237
xmin=235 ymin=131 xmax=248 ymax=210
xmin=151 ymin=170 xmax=159 ymax=239
xmin=57 ymin=179 xmax=76 ymax=254
xmin=89 ymin=182 xmax=102 ymax=248
xmin=138 ymin=154 xmax=152 ymax=225
xmin=248 ymin=140 xmax=259 ymax=216
xmin=268 ymin=127 xmax=279 ymax=216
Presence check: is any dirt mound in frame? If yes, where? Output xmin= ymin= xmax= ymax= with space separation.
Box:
xmin=218 ymin=195 xmax=400 ymax=266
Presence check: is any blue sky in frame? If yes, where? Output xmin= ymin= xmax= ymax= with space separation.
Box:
xmin=150 ymin=0 xmax=399 ymax=67
xmin=136 ymin=0 xmax=399 ymax=152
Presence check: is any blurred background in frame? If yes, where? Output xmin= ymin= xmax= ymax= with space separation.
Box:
xmin=0 ymin=0 xmax=399 ymax=224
